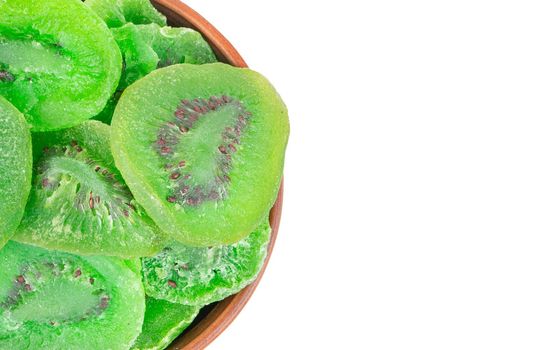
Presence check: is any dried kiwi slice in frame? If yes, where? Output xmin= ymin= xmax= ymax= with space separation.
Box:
xmin=14 ymin=121 xmax=164 ymax=258
xmin=94 ymin=23 xmax=216 ymax=124
xmin=0 ymin=0 xmax=122 ymax=131
xmin=113 ymin=23 xmax=217 ymax=89
xmin=142 ymin=220 xmax=271 ymax=306
xmin=111 ymin=63 xmax=289 ymax=246
xmin=0 ymin=241 xmax=145 ymax=350
xmin=131 ymin=298 xmax=200 ymax=350
xmin=85 ymin=0 xmax=166 ymax=28
xmin=0 ymin=97 xmax=31 ymax=248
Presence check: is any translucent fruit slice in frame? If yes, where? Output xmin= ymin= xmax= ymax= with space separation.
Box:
xmin=112 ymin=23 xmax=217 ymax=89
xmin=0 ymin=97 xmax=31 ymax=248
xmin=142 ymin=220 xmax=271 ymax=306
xmin=14 ymin=121 xmax=164 ymax=258
xmin=0 ymin=0 xmax=122 ymax=131
xmin=111 ymin=63 xmax=289 ymax=246
xmin=131 ymin=298 xmax=200 ymax=350
xmin=85 ymin=0 xmax=166 ymax=28
xmin=0 ymin=241 xmax=145 ymax=350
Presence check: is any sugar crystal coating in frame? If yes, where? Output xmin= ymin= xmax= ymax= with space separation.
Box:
xmin=0 ymin=96 xmax=31 ymax=249
xmin=113 ymin=23 xmax=217 ymax=89
xmin=131 ymin=298 xmax=200 ymax=350
xmin=0 ymin=241 xmax=145 ymax=350
xmin=111 ymin=63 xmax=289 ymax=246
xmin=14 ymin=121 xmax=164 ymax=258
xmin=142 ymin=220 xmax=271 ymax=306
xmin=0 ymin=0 xmax=122 ymax=131
xmin=85 ymin=0 xmax=167 ymax=28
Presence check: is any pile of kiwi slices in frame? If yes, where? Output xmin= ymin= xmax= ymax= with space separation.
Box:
xmin=0 ymin=0 xmax=289 ymax=348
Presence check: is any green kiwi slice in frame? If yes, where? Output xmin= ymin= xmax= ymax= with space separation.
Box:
xmin=131 ymin=298 xmax=200 ymax=350
xmin=85 ymin=0 xmax=166 ymax=28
xmin=0 ymin=241 xmax=145 ymax=350
xmin=111 ymin=63 xmax=289 ymax=246
xmin=0 ymin=97 xmax=32 ymax=248
xmin=94 ymin=22 xmax=216 ymax=124
xmin=13 ymin=121 xmax=164 ymax=258
xmin=0 ymin=0 xmax=122 ymax=131
xmin=113 ymin=23 xmax=217 ymax=89
xmin=142 ymin=220 xmax=271 ymax=306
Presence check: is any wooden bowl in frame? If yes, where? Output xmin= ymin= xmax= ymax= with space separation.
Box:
xmin=150 ymin=1 xmax=284 ymax=349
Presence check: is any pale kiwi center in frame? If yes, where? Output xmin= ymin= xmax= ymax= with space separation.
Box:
xmin=155 ymin=96 xmax=252 ymax=207
xmin=2 ymin=260 xmax=110 ymax=327
xmin=46 ymin=156 xmax=113 ymax=199
xmin=177 ymin=104 xmax=241 ymax=187
xmin=10 ymin=280 xmax=100 ymax=324
xmin=0 ymin=39 xmax=73 ymax=78
xmin=37 ymin=141 xmax=136 ymax=219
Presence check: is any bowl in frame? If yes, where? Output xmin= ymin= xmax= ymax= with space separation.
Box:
xmin=149 ymin=1 xmax=284 ymax=349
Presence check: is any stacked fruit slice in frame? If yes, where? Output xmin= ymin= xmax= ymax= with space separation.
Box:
xmin=0 ymin=0 xmax=289 ymax=349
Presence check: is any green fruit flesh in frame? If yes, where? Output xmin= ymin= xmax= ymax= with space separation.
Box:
xmin=0 ymin=0 xmax=122 ymax=131
xmin=0 ymin=241 xmax=145 ymax=350
xmin=85 ymin=0 xmax=166 ymax=28
xmin=14 ymin=121 xmax=164 ymax=258
xmin=111 ymin=63 xmax=289 ymax=246
xmin=131 ymin=298 xmax=200 ymax=350
xmin=113 ymin=23 xmax=217 ymax=89
xmin=0 ymin=97 xmax=32 ymax=248
xmin=142 ymin=220 xmax=271 ymax=306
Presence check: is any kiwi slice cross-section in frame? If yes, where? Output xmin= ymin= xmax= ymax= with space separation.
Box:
xmin=0 ymin=0 xmax=122 ymax=131
xmin=142 ymin=220 xmax=271 ymax=306
xmin=131 ymin=297 xmax=200 ymax=350
xmin=14 ymin=121 xmax=164 ymax=258
xmin=0 ymin=241 xmax=145 ymax=350
xmin=85 ymin=0 xmax=167 ymax=28
xmin=0 ymin=97 xmax=32 ymax=248
xmin=113 ymin=23 xmax=217 ymax=90
xmin=111 ymin=63 xmax=289 ymax=246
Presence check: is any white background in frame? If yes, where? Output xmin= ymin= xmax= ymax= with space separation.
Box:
xmin=184 ymin=1 xmax=547 ymax=349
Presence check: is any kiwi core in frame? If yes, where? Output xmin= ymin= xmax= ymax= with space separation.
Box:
xmin=155 ymin=96 xmax=251 ymax=206
xmin=0 ymin=38 xmax=73 ymax=81
xmin=1 ymin=260 xmax=110 ymax=326
xmin=37 ymin=140 xmax=136 ymax=219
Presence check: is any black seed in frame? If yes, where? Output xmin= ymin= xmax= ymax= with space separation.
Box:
xmin=0 ymin=71 xmax=14 ymax=82
xmin=99 ymin=296 xmax=110 ymax=309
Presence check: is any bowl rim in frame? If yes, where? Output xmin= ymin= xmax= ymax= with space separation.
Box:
xmin=150 ymin=1 xmax=285 ymax=349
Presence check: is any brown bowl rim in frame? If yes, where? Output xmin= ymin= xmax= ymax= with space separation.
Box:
xmin=150 ymin=1 xmax=284 ymax=349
